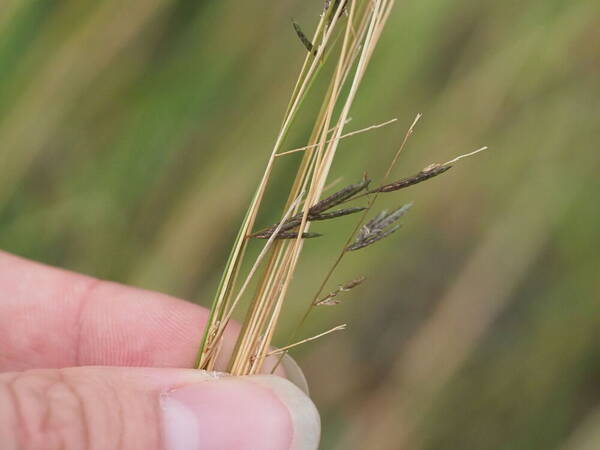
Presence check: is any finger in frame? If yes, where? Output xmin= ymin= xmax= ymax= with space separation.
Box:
xmin=0 ymin=366 xmax=320 ymax=450
xmin=0 ymin=251 xmax=226 ymax=371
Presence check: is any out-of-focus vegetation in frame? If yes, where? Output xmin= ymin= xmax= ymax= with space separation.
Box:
xmin=1 ymin=1 xmax=599 ymax=448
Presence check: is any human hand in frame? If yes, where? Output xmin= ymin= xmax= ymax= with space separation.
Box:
xmin=0 ymin=251 xmax=320 ymax=450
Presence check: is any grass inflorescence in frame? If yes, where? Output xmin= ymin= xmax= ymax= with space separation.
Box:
xmin=195 ymin=0 xmax=486 ymax=376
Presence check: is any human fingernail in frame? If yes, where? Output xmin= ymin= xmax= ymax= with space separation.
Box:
xmin=262 ymin=352 xmax=310 ymax=396
xmin=280 ymin=353 xmax=310 ymax=395
xmin=161 ymin=375 xmax=320 ymax=450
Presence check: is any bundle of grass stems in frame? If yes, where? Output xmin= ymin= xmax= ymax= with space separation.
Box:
xmin=194 ymin=0 xmax=485 ymax=376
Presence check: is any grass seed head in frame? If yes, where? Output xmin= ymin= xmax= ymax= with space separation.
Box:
xmin=371 ymin=165 xmax=452 ymax=193
xmin=253 ymin=231 xmax=323 ymax=240
xmin=310 ymin=178 xmax=371 ymax=214
xmin=316 ymin=275 xmax=366 ymax=306
xmin=347 ymin=203 xmax=412 ymax=251
xmin=292 ymin=20 xmax=316 ymax=55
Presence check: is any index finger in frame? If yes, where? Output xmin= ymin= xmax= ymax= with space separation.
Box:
xmin=0 ymin=251 xmax=233 ymax=372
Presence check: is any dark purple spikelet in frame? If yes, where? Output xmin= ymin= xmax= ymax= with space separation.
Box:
xmin=371 ymin=164 xmax=452 ymax=193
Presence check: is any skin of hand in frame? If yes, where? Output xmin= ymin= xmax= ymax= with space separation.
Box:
xmin=0 ymin=251 xmax=320 ymax=450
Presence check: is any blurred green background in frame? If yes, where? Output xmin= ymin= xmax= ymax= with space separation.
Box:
xmin=1 ymin=1 xmax=599 ymax=449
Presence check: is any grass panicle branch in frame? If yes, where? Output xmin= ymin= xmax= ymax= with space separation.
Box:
xmin=275 ymin=117 xmax=397 ymax=157
xmin=195 ymin=0 xmax=351 ymax=370
xmin=315 ymin=276 xmax=366 ymax=306
xmin=265 ymin=324 xmax=348 ymax=357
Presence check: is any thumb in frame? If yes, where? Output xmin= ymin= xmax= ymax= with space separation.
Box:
xmin=0 ymin=366 xmax=320 ymax=450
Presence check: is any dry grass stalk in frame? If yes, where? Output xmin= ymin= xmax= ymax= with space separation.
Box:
xmin=198 ymin=191 xmax=306 ymax=367
xmin=194 ymin=0 xmax=349 ymax=370
xmin=196 ymin=0 xmax=399 ymax=375
xmin=230 ymin=0 xmax=385 ymax=376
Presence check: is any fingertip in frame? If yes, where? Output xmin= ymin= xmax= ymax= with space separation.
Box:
xmin=161 ymin=374 xmax=320 ymax=450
